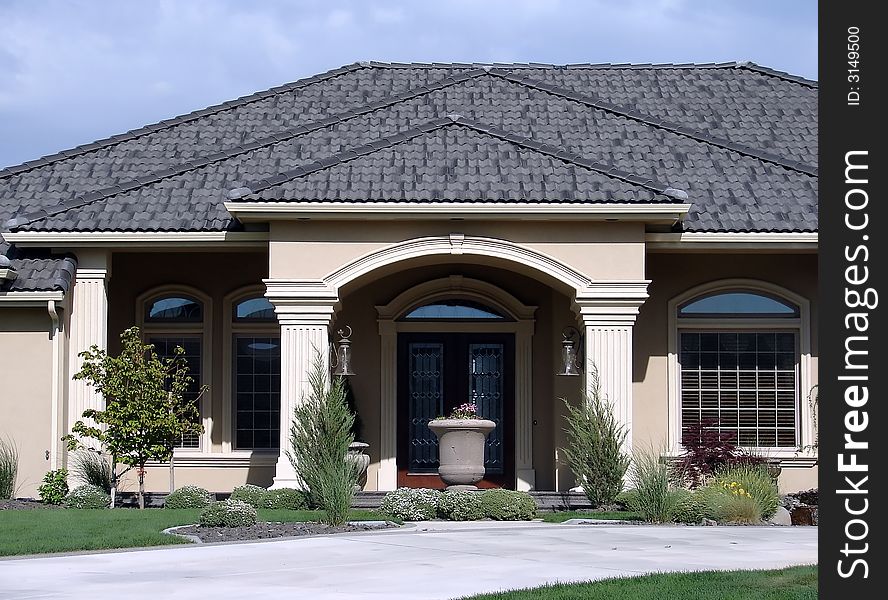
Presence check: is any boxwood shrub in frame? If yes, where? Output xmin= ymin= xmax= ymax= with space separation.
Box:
xmin=438 ymin=490 xmax=484 ymax=521
xmin=260 ymin=488 xmax=309 ymax=510
xmin=380 ymin=488 xmax=441 ymax=521
xmin=199 ymin=499 xmax=258 ymax=527
xmin=64 ymin=484 xmax=110 ymax=509
xmin=229 ymin=484 xmax=266 ymax=508
xmin=164 ymin=485 xmax=213 ymax=509
xmin=479 ymin=489 xmax=537 ymax=521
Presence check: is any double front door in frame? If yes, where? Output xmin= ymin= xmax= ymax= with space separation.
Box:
xmin=397 ymin=332 xmax=514 ymax=488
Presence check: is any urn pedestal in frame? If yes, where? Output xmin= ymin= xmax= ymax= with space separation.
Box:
xmin=427 ymin=418 xmax=496 ymax=489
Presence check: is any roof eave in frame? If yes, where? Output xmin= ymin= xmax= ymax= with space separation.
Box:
xmin=223 ymin=201 xmax=692 ymax=224
xmin=646 ymin=231 xmax=818 ymax=252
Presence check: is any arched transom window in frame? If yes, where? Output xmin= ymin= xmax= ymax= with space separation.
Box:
xmin=677 ymin=288 xmax=801 ymax=448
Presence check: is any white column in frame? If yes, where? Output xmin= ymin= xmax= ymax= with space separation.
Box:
xmin=377 ymin=322 xmax=397 ymax=491
xmin=574 ymin=281 xmax=649 ymax=457
xmin=265 ymin=280 xmax=337 ymax=489
xmin=67 ymin=253 xmax=110 ymax=435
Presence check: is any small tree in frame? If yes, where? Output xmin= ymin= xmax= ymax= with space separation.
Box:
xmin=288 ymin=350 xmax=357 ymax=526
xmin=63 ymin=326 xmax=205 ymax=509
xmin=561 ymin=365 xmax=630 ymax=507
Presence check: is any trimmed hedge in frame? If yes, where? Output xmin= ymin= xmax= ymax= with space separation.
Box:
xmin=260 ymin=488 xmax=309 ymax=510
xmin=480 ymin=489 xmax=536 ymax=521
xmin=199 ymin=499 xmax=257 ymax=527
xmin=64 ymin=484 xmax=110 ymax=509
xmin=164 ymin=485 xmax=213 ymax=509
xmin=438 ymin=490 xmax=484 ymax=521
xmin=229 ymin=484 xmax=266 ymax=508
xmin=380 ymin=488 xmax=441 ymax=521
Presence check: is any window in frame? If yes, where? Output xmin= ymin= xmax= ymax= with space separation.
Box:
xmin=142 ymin=291 xmax=208 ymax=449
xmin=231 ymin=296 xmax=280 ymax=450
xmin=677 ymin=288 xmax=802 ymax=449
xmin=402 ymin=299 xmax=507 ymax=321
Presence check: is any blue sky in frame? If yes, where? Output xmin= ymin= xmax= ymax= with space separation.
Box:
xmin=0 ymin=0 xmax=817 ymax=169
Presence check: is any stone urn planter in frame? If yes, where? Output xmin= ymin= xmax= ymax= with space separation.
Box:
xmin=346 ymin=442 xmax=370 ymax=491
xmin=428 ymin=418 xmax=496 ymax=489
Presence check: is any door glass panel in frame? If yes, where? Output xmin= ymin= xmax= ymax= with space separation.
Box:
xmin=469 ymin=343 xmax=505 ymax=474
xmin=408 ymin=343 xmax=444 ymax=473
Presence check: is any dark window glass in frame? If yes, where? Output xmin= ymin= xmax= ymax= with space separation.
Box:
xmin=146 ymin=296 xmax=203 ymax=323
xmin=234 ymin=297 xmax=276 ymax=322
xmin=679 ymin=292 xmax=799 ymax=317
xmin=402 ymin=300 xmax=506 ymax=321
xmin=234 ymin=336 xmax=281 ymax=449
xmin=149 ymin=336 xmax=202 ymax=448
xmin=679 ymin=331 xmax=797 ymax=448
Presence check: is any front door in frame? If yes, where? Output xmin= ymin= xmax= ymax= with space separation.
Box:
xmin=397 ymin=332 xmax=515 ymax=488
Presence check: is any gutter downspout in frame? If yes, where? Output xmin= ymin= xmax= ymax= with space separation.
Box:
xmin=47 ymin=300 xmax=61 ymax=471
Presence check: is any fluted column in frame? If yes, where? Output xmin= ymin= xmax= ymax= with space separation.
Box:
xmin=265 ymin=280 xmax=337 ymax=489
xmin=68 ymin=253 xmax=110 ymax=436
xmin=574 ymin=281 xmax=649 ymax=456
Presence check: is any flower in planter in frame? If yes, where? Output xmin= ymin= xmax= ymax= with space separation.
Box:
xmin=437 ymin=403 xmax=479 ymax=420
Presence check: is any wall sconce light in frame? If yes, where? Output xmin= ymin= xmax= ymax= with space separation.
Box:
xmin=556 ymin=326 xmax=582 ymax=377
xmin=331 ymin=325 xmax=356 ymax=377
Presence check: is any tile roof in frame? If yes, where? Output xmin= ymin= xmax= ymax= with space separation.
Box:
xmin=0 ymin=62 xmax=817 ymax=289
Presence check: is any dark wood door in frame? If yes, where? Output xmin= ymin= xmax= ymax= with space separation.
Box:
xmin=397 ymin=332 xmax=514 ymax=488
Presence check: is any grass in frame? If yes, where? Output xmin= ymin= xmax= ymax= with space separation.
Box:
xmin=459 ymin=566 xmax=817 ymax=599
xmin=540 ymin=510 xmax=643 ymax=523
xmin=0 ymin=508 xmax=397 ymax=556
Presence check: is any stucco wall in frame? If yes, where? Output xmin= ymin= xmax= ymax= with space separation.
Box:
xmin=634 ymin=252 xmax=819 ymax=493
xmin=0 ymin=308 xmax=57 ymax=497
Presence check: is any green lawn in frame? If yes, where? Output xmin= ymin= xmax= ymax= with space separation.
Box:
xmin=540 ymin=510 xmax=644 ymax=523
xmin=459 ymin=566 xmax=817 ymax=599
xmin=0 ymin=508 xmax=395 ymax=556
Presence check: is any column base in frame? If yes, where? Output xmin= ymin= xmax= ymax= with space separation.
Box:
xmin=516 ymin=468 xmax=536 ymax=491
xmin=376 ymin=458 xmax=397 ymax=491
xmin=269 ymin=455 xmax=304 ymax=490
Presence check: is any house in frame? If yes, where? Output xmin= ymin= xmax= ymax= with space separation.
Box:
xmin=0 ymin=62 xmax=818 ymax=498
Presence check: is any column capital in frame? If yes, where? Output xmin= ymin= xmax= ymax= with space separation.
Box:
xmin=573 ymin=279 xmax=650 ymax=326
xmin=263 ymin=278 xmax=339 ymax=326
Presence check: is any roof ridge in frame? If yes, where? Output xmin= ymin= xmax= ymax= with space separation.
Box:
xmin=362 ymin=60 xmax=745 ymax=70
xmin=4 ymin=69 xmax=490 ymax=231
xmin=233 ymin=116 xmax=680 ymax=201
xmin=0 ymin=62 xmax=370 ymax=180
xmin=734 ymin=61 xmax=818 ymax=88
xmin=488 ymin=69 xmax=817 ymax=176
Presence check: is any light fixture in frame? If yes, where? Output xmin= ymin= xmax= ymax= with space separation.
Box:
xmin=556 ymin=326 xmax=582 ymax=376
xmin=331 ymin=325 xmax=355 ymax=377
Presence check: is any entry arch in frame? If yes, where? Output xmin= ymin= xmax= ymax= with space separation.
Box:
xmin=376 ymin=275 xmax=537 ymax=491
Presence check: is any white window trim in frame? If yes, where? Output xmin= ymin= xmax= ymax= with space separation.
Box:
xmin=137 ymin=284 xmax=213 ymax=454
xmin=222 ymin=286 xmax=281 ymax=455
xmin=666 ymin=279 xmax=815 ymax=464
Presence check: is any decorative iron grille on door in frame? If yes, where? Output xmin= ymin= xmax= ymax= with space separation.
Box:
xmin=407 ymin=343 xmax=444 ymax=472
xmin=469 ymin=343 xmax=504 ymax=474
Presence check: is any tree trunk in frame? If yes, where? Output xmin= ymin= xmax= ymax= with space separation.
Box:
xmin=138 ymin=467 xmax=145 ymax=510
xmin=169 ymin=454 xmax=175 ymax=493
xmin=110 ymin=454 xmax=118 ymax=509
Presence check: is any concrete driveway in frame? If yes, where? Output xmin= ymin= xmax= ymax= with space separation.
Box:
xmin=0 ymin=522 xmax=817 ymax=600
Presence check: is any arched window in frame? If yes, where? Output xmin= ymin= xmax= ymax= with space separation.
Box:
xmin=401 ymin=299 xmax=508 ymax=321
xmin=231 ymin=295 xmax=280 ymax=450
xmin=140 ymin=290 xmax=209 ymax=449
xmin=675 ymin=286 xmax=803 ymax=449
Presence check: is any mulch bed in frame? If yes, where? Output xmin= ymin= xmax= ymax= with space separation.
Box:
xmin=0 ymin=499 xmax=58 ymax=510
xmin=175 ymin=521 xmax=397 ymax=543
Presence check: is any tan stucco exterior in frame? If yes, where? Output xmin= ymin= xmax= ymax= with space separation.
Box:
xmin=0 ymin=225 xmax=819 ymax=497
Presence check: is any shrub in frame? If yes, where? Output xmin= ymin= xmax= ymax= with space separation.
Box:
xmin=671 ymin=488 xmax=705 ymax=524
xmin=479 ymin=489 xmax=537 ymax=521
xmin=699 ymin=481 xmax=762 ymax=524
xmin=438 ymin=490 xmax=484 ymax=521
xmin=260 ymin=488 xmax=309 ymax=510
xmin=289 ymin=352 xmax=357 ymax=526
xmin=626 ymin=446 xmax=687 ymax=523
xmin=38 ymin=469 xmax=69 ymax=505
xmin=0 ymin=437 xmax=17 ymax=500
xmin=674 ymin=420 xmax=766 ymax=487
xmin=560 ymin=367 xmax=630 ymax=507
xmin=69 ymin=451 xmax=113 ymax=494
xmin=199 ymin=499 xmax=258 ymax=527
xmin=711 ymin=464 xmax=779 ymax=520
xmin=229 ymin=484 xmax=266 ymax=508
xmin=64 ymin=484 xmax=110 ymax=509
xmin=380 ymin=488 xmax=441 ymax=521
xmin=165 ymin=485 xmax=213 ymax=509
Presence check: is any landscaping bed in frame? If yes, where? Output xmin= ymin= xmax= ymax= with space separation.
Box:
xmin=0 ymin=498 xmax=57 ymax=510
xmin=175 ymin=520 xmax=396 ymax=543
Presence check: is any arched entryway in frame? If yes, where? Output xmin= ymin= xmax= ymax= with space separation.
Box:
xmin=376 ymin=276 xmax=536 ymax=490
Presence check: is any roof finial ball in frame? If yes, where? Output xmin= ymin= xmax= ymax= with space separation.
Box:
xmin=0 ymin=255 xmax=17 ymax=283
